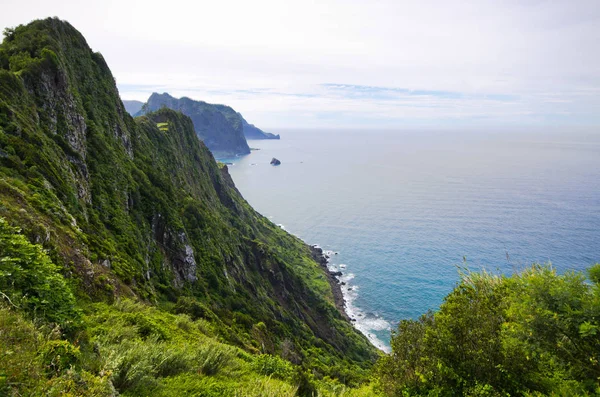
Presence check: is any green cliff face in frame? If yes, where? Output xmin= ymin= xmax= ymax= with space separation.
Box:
xmin=0 ymin=18 xmax=377 ymax=395
xmin=137 ymin=92 xmax=251 ymax=158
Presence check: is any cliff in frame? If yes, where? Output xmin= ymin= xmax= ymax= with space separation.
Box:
xmin=137 ymin=92 xmax=251 ymax=158
xmin=241 ymin=114 xmax=280 ymax=140
xmin=0 ymin=17 xmax=376 ymax=395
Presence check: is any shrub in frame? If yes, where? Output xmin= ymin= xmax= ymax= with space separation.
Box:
xmin=0 ymin=217 xmax=79 ymax=329
xmin=40 ymin=340 xmax=81 ymax=376
xmin=589 ymin=263 xmax=600 ymax=285
xmin=375 ymin=264 xmax=600 ymax=396
xmin=251 ymin=354 xmax=295 ymax=381
xmin=195 ymin=343 xmax=235 ymax=376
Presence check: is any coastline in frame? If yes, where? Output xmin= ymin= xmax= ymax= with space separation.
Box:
xmin=309 ymin=244 xmax=391 ymax=353
xmin=310 ymin=244 xmax=350 ymax=321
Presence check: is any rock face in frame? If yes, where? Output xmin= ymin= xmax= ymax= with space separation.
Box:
xmin=270 ymin=157 xmax=281 ymax=166
xmin=136 ymin=93 xmax=250 ymax=158
xmin=240 ymin=115 xmax=280 ymax=140
xmin=122 ymin=100 xmax=143 ymax=115
xmin=310 ymin=245 xmax=350 ymax=321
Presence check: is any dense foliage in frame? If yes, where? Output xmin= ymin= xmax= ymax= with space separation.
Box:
xmin=0 ymin=17 xmax=377 ymax=395
xmin=0 ymin=218 xmax=79 ymax=328
xmin=375 ymin=264 xmax=600 ymax=396
xmin=2 ymin=16 xmax=598 ymax=397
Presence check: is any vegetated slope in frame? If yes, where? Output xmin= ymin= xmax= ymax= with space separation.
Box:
xmin=374 ymin=264 xmax=600 ymax=396
xmin=122 ymin=99 xmax=143 ymax=115
xmin=0 ymin=17 xmax=377 ymax=395
xmin=240 ymin=114 xmax=280 ymax=140
xmin=137 ymin=92 xmax=251 ymax=158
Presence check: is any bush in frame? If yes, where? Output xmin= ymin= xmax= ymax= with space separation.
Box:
xmin=0 ymin=306 xmax=43 ymax=395
xmin=374 ymin=264 xmax=600 ymax=396
xmin=589 ymin=263 xmax=600 ymax=285
xmin=251 ymin=354 xmax=295 ymax=381
xmin=0 ymin=217 xmax=79 ymax=329
xmin=40 ymin=340 xmax=81 ymax=376
xmin=195 ymin=343 xmax=235 ymax=376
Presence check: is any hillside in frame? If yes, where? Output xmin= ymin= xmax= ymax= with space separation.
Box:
xmin=137 ymin=92 xmax=250 ymax=158
xmin=240 ymin=114 xmax=280 ymax=140
xmin=0 ymin=17 xmax=377 ymax=396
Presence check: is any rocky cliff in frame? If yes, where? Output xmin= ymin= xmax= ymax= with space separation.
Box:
xmin=0 ymin=17 xmax=376 ymax=394
xmin=137 ymin=92 xmax=250 ymax=158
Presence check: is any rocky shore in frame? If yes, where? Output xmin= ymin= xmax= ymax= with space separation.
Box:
xmin=309 ymin=244 xmax=350 ymax=322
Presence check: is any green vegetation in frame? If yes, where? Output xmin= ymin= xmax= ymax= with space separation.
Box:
xmin=0 ymin=218 xmax=79 ymax=329
xmin=0 ymin=17 xmax=376 ymax=395
xmin=374 ymin=264 xmax=600 ymax=396
xmin=138 ymin=92 xmax=251 ymax=158
xmin=2 ymin=16 xmax=599 ymax=397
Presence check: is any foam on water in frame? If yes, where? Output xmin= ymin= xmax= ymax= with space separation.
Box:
xmin=328 ymin=261 xmax=391 ymax=352
xmin=228 ymin=130 xmax=600 ymax=351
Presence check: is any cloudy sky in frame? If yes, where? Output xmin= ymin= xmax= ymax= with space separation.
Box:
xmin=1 ymin=0 xmax=599 ymax=129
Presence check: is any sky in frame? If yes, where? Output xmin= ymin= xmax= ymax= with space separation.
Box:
xmin=1 ymin=0 xmax=599 ymax=129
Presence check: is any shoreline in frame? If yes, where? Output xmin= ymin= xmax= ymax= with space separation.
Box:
xmin=309 ymin=244 xmax=391 ymax=352
xmin=309 ymin=244 xmax=350 ymax=322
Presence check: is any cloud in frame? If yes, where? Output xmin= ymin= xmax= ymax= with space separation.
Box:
xmin=1 ymin=0 xmax=599 ymax=128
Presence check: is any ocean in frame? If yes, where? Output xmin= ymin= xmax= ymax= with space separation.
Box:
xmin=221 ymin=128 xmax=600 ymax=350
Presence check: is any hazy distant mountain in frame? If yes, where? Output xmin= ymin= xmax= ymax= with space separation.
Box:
xmin=239 ymin=114 xmax=280 ymax=140
xmin=122 ymin=100 xmax=144 ymax=115
xmin=137 ymin=93 xmax=250 ymax=158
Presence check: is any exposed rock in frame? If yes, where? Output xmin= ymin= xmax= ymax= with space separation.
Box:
xmin=309 ymin=245 xmax=349 ymax=321
xmin=270 ymin=157 xmax=281 ymax=166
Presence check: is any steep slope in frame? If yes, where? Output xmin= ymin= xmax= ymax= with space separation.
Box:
xmin=0 ymin=17 xmax=377 ymax=394
xmin=122 ymin=99 xmax=143 ymax=115
xmin=240 ymin=114 xmax=280 ymax=140
xmin=138 ymin=92 xmax=250 ymax=158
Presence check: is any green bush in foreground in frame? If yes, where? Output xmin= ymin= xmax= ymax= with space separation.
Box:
xmin=0 ymin=218 xmax=79 ymax=330
xmin=375 ymin=264 xmax=600 ymax=396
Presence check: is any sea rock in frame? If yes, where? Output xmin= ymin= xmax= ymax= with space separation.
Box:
xmin=270 ymin=157 xmax=281 ymax=166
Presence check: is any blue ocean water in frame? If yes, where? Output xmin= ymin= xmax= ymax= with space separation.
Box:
xmin=223 ymin=129 xmax=600 ymax=350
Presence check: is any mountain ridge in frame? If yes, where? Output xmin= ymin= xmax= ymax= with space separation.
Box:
xmin=0 ymin=17 xmax=377 ymax=395
xmin=122 ymin=99 xmax=143 ymax=115
xmin=136 ymin=92 xmax=251 ymax=158
xmin=240 ymin=114 xmax=280 ymax=140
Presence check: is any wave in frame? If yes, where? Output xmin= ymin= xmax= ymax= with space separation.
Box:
xmin=327 ymin=262 xmax=391 ymax=353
